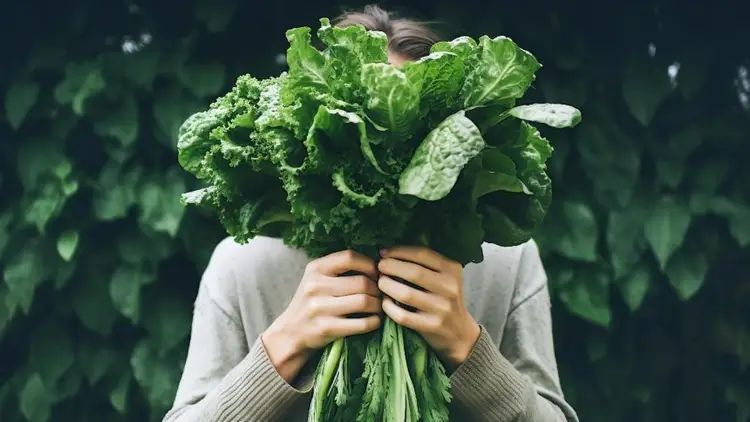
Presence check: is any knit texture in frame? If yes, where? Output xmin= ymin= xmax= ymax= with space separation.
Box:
xmin=163 ymin=236 xmax=579 ymax=421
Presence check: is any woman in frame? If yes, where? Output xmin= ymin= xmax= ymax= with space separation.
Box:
xmin=164 ymin=5 xmax=579 ymax=422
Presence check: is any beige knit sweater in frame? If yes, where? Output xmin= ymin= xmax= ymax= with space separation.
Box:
xmin=163 ymin=236 xmax=579 ymax=421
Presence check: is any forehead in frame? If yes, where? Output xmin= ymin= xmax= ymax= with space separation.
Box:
xmin=387 ymin=50 xmax=410 ymax=67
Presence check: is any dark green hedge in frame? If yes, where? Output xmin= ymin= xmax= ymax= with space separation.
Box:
xmin=1 ymin=1 xmax=748 ymax=421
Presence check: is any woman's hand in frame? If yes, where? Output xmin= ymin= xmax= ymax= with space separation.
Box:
xmin=378 ymin=246 xmax=481 ymax=369
xmin=262 ymin=250 xmax=382 ymax=382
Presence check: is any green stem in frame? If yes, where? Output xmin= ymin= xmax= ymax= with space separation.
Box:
xmin=413 ymin=337 xmax=427 ymax=381
xmin=310 ymin=338 xmax=344 ymax=421
xmin=394 ymin=321 xmax=420 ymax=421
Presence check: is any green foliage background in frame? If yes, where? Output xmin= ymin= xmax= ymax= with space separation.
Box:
xmin=1 ymin=0 xmax=748 ymax=421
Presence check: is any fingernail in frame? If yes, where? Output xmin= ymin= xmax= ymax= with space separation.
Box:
xmin=379 ymin=249 xmax=388 ymax=256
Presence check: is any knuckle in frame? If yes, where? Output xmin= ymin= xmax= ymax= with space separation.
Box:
xmin=357 ymin=319 xmax=372 ymax=333
xmin=355 ymin=294 xmax=370 ymax=310
xmin=393 ymin=309 xmax=410 ymax=326
xmin=377 ymin=259 xmax=388 ymax=272
xmin=308 ymin=298 xmax=324 ymax=316
xmin=303 ymin=280 xmax=320 ymax=297
xmin=305 ymin=260 xmax=321 ymax=275
xmin=417 ymin=250 xmax=431 ymax=265
xmin=429 ymin=318 xmax=443 ymax=333
xmin=400 ymin=289 xmax=415 ymax=304
xmin=355 ymin=275 xmax=371 ymax=291
xmin=342 ymin=249 xmax=357 ymax=262
xmin=318 ymin=321 xmax=333 ymax=338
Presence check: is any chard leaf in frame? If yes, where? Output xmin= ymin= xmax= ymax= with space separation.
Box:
xmin=313 ymin=18 xmax=388 ymax=103
xmin=361 ymin=63 xmax=420 ymax=140
xmin=404 ymin=51 xmax=465 ymax=114
xmin=508 ymin=103 xmax=582 ymax=128
xmin=317 ymin=17 xmax=388 ymax=65
xmin=285 ymin=26 xmax=329 ymax=92
xmin=480 ymin=123 xmax=553 ymax=246
xmin=399 ymin=111 xmax=484 ymax=201
xmin=460 ymin=36 xmax=541 ymax=107
xmin=430 ymin=36 xmax=478 ymax=56
xmin=472 ymin=149 xmax=527 ymax=199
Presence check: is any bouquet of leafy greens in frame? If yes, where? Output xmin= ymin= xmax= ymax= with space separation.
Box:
xmin=177 ymin=17 xmax=581 ymax=422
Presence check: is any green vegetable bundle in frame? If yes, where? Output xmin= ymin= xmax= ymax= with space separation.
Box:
xmin=177 ymin=17 xmax=580 ymax=422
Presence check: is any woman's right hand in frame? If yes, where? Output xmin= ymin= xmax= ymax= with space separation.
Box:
xmin=261 ymin=250 xmax=382 ymax=382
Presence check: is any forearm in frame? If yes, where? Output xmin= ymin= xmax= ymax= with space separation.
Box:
xmin=164 ymin=337 xmax=311 ymax=422
xmin=449 ymin=328 xmax=570 ymax=422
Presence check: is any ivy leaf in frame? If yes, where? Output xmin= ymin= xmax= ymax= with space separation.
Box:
xmin=692 ymin=159 xmax=729 ymax=195
xmin=153 ymin=87 xmax=202 ymax=146
xmin=710 ymin=197 xmax=750 ymax=247
xmin=654 ymin=157 xmax=684 ymax=189
xmin=130 ymin=339 xmax=182 ymax=410
xmin=109 ymin=263 xmax=155 ymax=324
xmin=617 ymin=265 xmax=652 ymax=312
xmin=0 ymin=211 xmax=12 ymax=257
xmin=77 ymin=339 xmax=116 ymax=386
xmin=653 ymin=128 xmax=702 ymax=188
xmin=552 ymin=201 xmax=599 ymax=262
xmin=117 ymin=230 xmax=173 ymax=263
xmin=0 ymin=288 xmax=14 ymax=337
xmin=57 ymin=230 xmax=79 ymax=261
xmin=137 ymin=168 xmax=187 ymax=237
xmin=607 ymin=196 xmax=651 ymax=279
xmin=50 ymin=366 xmax=82 ymax=402
xmin=5 ymin=76 xmax=40 ymax=130
xmin=55 ymin=260 xmax=76 ymax=290
xmin=178 ymin=62 xmax=227 ymax=98
xmin=70 ymin=266 xmax=118 ymax=336
xmin=16 ymin=139 xmax=68 ymax=191
xmin=725 ymin=381 xmax=750 ymax=422
xmin=93 ymin=162 xmax=142 ymax=221
xmin=19 ymin=373 xmax=52 ymax=422
xmin=576 ymin=117 xmax=640 ymax=208
xmin=143 ymin=292 xmax=192 ymax=356
xmin=664 ymin=246 xmax=709 ymax=300
xmin=24 ymin=182 xmax=67 ymax=233
xmin=118 ymin=49 xmax=159 ymax=89
xmin=110 ymin=372 xmax=132 ymax=414
xmin=192 ymin=0 xmax=239 ymax=32
xmin=54 ymin=62 xmax=106 ymax=115
xmin=644 ymin=197 xmax=692 ymax=269
xmin=30 ymin=319 xmax=75 ymax=388
xmin=622 ymin=58 xmax=673 ymax=125
xmin=93 ymin=92 xmax=139 ymax=145
xmin=557 ymin=268 xmax=611 ymax=328
xmin=3 ymin=241 xmax=50 ymax=314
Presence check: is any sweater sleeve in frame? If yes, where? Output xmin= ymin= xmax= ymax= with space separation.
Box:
xmin=448 ymin=241 xmax=579 ymax=422
xmin=162 ymin=284 xmax=311 ymax=422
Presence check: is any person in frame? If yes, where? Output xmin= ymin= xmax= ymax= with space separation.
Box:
xmin=163 ymin=5 xmax=579 ymax=422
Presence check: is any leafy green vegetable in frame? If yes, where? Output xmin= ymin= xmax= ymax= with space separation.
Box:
xmin=176 ymin=18 xmax=580 ymax=422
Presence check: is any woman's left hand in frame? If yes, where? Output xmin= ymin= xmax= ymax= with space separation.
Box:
xmin=377 ymin=246 xmax=481 ymax=368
